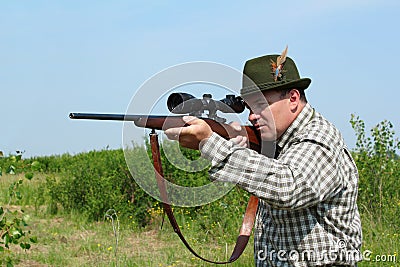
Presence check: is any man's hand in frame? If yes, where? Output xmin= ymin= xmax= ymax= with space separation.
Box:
xmin=164 ymin=116 xmax=213 ymax=150
xmin=229 ymin=121 xmax=248 ymax=148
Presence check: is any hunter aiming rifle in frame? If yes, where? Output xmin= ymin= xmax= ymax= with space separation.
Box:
xmin=69 ymin=92 xmax=266 ymax=264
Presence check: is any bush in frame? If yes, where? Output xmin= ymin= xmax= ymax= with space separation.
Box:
xmin=350 ymin=115 xmax=400 ymax=227
xmin=43 ymin=148 xmax=155 ymax=225
xmin=35 ymin=139 xmax=251 ymax=232
xmin=0 ymin=154 xmax=38 ymax=267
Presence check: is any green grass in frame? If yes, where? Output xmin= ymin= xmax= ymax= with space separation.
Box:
xmin=4 ymin=207 xmax=255 ymax=266
xmin=1 ymin=173 xmax=398 ymax=266
xmin=359 ymin=212 xmax=399 ymax=266
xmin=2 ymin=116 xmax=399 ymax=266
xmin=1 ymin=157 xmax=400 ymax=267
xmin=1 ymin=174 xmax=255 ymax=266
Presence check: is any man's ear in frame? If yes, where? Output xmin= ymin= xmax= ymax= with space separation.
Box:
xmin=289 ymin=89 xmax=300 ymax=101
xmin=288 ymin=89 xmax=301 ymax=111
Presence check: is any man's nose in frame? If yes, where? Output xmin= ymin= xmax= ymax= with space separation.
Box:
xmin=248 ymin=112 xmax=260 ymax=122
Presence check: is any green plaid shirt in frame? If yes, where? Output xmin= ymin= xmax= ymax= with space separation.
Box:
xmin=200 ymin=103 xmax=362 ymax=266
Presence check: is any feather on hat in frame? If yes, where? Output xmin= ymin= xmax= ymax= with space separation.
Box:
xmin=241 ymin=46 xmax=311 ymax=96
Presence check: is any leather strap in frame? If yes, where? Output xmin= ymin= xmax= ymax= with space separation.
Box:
xmin=149 ymin=130 xmax=259 ymax=264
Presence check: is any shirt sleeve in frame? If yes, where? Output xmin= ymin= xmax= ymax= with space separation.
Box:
xmin=200 ymin=133 xmax=344 ymax=210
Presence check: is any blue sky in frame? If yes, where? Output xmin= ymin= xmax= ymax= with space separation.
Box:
xmin=1 ymin=0 xmax=399 ymax=157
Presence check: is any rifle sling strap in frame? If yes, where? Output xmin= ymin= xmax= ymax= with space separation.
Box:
xmin=149 ymin=130 xmax=259 ymax=264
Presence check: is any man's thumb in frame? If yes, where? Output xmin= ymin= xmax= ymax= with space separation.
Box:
xmin=182 ymin=116 xmax=201 ymax=125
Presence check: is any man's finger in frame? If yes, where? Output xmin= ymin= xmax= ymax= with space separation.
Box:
xmin=230 ymin=121 xmax=242 ymax=132
xmin=238 ymin=136 xmax=248 ymax=147
xmin=183 ymin=116 xmax=204 ymax=125
xmin=230 ymin=136 xmax=242 ymax=144
xmin=182 ymin=115 xmax=196 ymax=123
xmin=164 ymin=127 xmax=181 ymax=140
xmin=230 ymin=135 xmax=248 ymax=148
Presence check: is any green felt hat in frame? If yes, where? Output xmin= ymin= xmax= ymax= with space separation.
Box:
xmin=240 ymin=54 xmax=311 ymax=96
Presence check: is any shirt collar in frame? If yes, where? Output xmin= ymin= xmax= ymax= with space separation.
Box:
xmin=276 ymin=103 xmax=314 ymax=149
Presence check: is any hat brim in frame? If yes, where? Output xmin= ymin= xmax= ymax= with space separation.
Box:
xmin=241 ymin=78 xmax=311 ymax=96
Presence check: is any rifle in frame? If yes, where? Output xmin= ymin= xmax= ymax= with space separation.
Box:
xmin=69 ymin=92 xmax=262 ymax=264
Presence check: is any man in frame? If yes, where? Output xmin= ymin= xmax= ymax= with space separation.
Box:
xmin=165 ymin=49 xmax=362 ymax=266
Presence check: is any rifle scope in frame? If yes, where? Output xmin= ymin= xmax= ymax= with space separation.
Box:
xmin=167 ymin=93 xmax=245 ymax=115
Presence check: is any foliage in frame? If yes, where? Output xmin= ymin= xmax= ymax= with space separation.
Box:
xmin=0 ymin=153 xmax=38 ymax=266
xmin=43 ymin=148 xmax=155 ymax=225
xmin=25 ymin=137 xmax=248 ymax=228
xmin=0 ymin=115 xmax=399 ymax=266
xmin=350 ymin=115 xmax=400 ymax=227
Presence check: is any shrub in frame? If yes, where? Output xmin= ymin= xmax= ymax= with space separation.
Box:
xmin=43 ymin=148 xmax=156 ymax=225
xmin=350 ymin=115 xmax=400 ymax=227
xmin=0 ymin=154 xmax=38 ymax=266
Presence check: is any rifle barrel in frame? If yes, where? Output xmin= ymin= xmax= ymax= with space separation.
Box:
xmin=69 ymin=112 xmax=261 ymax=152
xmin=69 ymin=113 xmax=143 ymax=121
xmin=69 ymin=113 xmax=186 ymax=130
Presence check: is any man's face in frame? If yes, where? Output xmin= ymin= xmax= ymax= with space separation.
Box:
xmin=244 ymin=90 xmax=293 ymax=141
